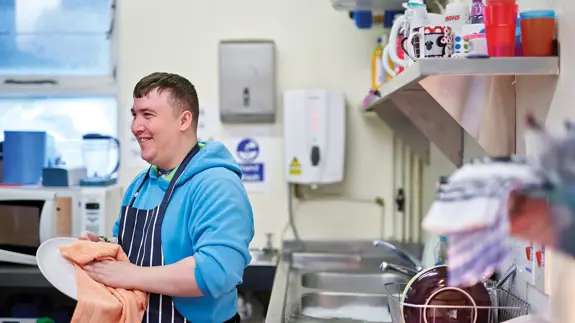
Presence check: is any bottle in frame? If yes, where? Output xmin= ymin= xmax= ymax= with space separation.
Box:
xmin=371 ymin=37 xmax=384 ymax=90
xmin=406 ymin=0 xmax=429 ymax=33
xmin=434 ymin=236 xmax=448 ymax=266
xmin=470 ymin=0 xmax=485 ymax=24
xmin=444 ymin=0 xmax=471 ymax=34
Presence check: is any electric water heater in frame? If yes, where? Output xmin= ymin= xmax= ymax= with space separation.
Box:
xmin=283 ymin=89 xmax=346 ymax=185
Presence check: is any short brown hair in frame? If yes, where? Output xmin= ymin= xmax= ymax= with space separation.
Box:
xmin=133 ymin=72 xmax=199 ymax=127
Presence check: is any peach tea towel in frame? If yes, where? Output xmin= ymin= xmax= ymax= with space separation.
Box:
xmin=60 ymin=240 xmax=148 ymax=323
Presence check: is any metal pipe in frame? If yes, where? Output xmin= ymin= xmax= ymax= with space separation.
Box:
xmin=373 ymin=240 xmax=423 ymax=272
xmin=379 ymin=261 xmax=420 ymax=276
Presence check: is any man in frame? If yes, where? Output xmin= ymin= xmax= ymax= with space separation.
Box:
xmin=79 ymin=72 xmax=255 ymax=323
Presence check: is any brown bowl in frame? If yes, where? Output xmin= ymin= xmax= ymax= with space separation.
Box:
xmin=403 ymin=266 xmax=492 ymax=323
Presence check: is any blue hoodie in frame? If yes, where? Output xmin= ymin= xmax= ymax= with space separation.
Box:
xmin=112 ymin=142 xmax=254 ymax=322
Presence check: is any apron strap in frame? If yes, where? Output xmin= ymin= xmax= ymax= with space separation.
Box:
xmin=128 ymin=143 xmax=201 ymax=208
xmin=128 ymin=171 xmax=150 ymax=207
xmin=157 ymin=143 xmax=201 ymax=218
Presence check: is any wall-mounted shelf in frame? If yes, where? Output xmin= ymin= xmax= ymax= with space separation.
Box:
xmin=363 ymin=57 xmax=560 ymax=165
xmin=330 ymin=0 xmax=405 ymax=12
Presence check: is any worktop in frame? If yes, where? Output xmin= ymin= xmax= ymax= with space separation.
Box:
xmin=266 ymin=240 xmax=424 ymax=323
xmin=0 ymin=249 xmax=279 ymax=288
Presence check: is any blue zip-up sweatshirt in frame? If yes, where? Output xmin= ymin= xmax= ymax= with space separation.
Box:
xmin=112 ymin=141 xmax=254 ymax=322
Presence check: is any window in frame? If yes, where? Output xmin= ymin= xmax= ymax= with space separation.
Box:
xmin=0 ymin=0 xmax=118 ymax=169
xmin=0 ymin=0 xmax=115 ymax=77
xmin=0 ymin=95 xmax=117 ymax=166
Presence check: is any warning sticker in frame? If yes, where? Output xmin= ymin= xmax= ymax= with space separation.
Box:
xmin=289 ymin=157 xmax=301 ymax=175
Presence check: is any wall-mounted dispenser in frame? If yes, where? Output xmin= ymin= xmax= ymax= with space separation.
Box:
xmin=218 ymin=40 xmax=276 ymax=123
xmin=283 ymin=89 xmax=346 ymax=185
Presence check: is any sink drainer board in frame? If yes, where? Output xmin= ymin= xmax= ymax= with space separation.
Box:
xmin=300 ymin=292 xmax=393 ymax=322
xmin=384 ymin=283 xmax=530 ymax=323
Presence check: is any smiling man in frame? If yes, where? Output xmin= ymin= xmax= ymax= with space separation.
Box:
xmin=80 ymin=72 xmax=254 ymax=323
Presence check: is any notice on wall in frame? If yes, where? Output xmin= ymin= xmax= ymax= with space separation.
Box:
xmin=222 ymin=137 xmax=270 ymax=193
xmin=197 ymin=103 xmax=220 ymax=142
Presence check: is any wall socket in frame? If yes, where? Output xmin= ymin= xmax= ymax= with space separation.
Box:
xmin=509 ymin=237 xmax=535 ymax=285
xmin=532 ymin=242 xmax=547 ymax=293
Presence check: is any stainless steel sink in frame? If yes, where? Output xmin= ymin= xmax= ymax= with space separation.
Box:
xmin=300 ymin=292 xmax=392 ymax=322
xmin=301 ymin=271 xmax=410 ymax=294
xmin=291 ymin=252 xmax=406 ymax=272
xmin=265 ymin=241 xmax=424 ymax=323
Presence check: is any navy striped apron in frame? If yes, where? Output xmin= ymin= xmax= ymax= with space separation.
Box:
xmin=117 ymin=144 xmax=241 ymax=323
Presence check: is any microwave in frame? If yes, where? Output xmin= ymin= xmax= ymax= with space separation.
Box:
xmin=0 ymin=185 xmax=122 ymax=265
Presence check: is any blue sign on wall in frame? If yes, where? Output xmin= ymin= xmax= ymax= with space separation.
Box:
xmin=236 ymin=138 xmax=264 ymax=182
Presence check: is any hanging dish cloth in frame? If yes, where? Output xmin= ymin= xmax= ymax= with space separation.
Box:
xmin=422 ymin=157 xmax=550 ymax=287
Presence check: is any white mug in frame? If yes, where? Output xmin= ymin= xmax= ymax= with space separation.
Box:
xmin=402 ymin=25 xmax=454 ymax=60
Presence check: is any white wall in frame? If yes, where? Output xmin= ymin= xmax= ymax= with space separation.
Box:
xmin=116 ymin=0 xmax=403 ymax=248
xmin=115 ymin=0 xmax=575 ymax=318
xmin=534 ymin=0 xmax=575 ymax=320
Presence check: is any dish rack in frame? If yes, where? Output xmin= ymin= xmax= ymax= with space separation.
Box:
xmin=385 ymin=283 xmax=530 ymax=323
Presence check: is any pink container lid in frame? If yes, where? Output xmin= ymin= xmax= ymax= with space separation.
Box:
xmin=463 ymin=33 xmax=486 ymax=41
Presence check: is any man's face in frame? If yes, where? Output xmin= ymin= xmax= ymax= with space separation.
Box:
xmin=131 ymin=89 xmax=182 ymax=167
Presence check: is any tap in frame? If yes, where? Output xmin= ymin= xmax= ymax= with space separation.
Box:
xmin=373 ymin=240 xmax=423 ymax=272
xmin=262 ymin=233 xmax=276 ymax=255
xmin=379 ymin=261 xmax=420 ymax=276
xmin=496 ymin=264 xmax=517 ymax=289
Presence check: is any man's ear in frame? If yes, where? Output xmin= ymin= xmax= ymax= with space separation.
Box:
xmin=179 ymin=110 xmax=193 ymax=131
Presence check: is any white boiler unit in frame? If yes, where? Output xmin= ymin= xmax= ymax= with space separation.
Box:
xmin=283 ymin=89 xmax=346 ymax=185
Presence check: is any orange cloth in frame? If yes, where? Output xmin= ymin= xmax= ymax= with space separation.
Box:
xmin=60 ymin=240 xmax=148 ymax=323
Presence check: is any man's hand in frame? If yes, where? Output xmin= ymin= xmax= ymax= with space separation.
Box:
xmin=82 ymin=257 xmax=202 ymax=296
xmin=84 ymin=260 xmax=144 ymax=290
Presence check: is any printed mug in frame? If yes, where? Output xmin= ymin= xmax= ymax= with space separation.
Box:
xmin=401 ymin=25 xmax=453 ymax=60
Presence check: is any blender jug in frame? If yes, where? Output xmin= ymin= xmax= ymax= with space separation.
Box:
xmin=80 ymin=133 xmax=120 ymax=186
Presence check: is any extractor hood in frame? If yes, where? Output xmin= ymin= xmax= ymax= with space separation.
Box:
xmin=363 ymin=57 xmax=560 ymax=166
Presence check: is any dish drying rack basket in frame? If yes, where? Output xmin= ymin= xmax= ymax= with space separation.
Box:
xmin=384 ymin=283 xmax=530 ymax=323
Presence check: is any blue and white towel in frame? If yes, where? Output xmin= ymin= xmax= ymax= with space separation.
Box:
xmin=423 ymin=158 xmax=548 ymax=287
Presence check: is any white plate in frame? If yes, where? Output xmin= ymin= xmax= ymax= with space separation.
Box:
xmin=36 ymin=237 xmax=79 ymax=300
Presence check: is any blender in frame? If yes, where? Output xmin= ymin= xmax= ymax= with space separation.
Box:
xmin=80 ymin=133 xmax=120 ymax=186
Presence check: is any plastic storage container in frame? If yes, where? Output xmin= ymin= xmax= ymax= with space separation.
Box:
xmin=2 ymin=131 xmax=49 ymax=185
xmin=520 ymin=10 xmax=555 ymax=56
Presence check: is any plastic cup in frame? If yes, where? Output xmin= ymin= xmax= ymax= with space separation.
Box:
xmin=484 ymin=3 xmax=518 ymax=56
xmin=520 ymin=10 xmax=556 ymax=56
xmin=485 ymin=25 xmax=516 ymax=56
xmin=484 ymin=2 xmax=517 ymax=26
xmin=486 ymin=0 xmax=516 ymax=4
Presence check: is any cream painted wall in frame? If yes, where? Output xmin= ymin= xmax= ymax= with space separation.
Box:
xmin=115 ymin=0 xmax=403 ymax=249
xmin=532 ymin=0 xmax=575 ymax=320
xmin=114 ymin=0 xmax=575 ymax=318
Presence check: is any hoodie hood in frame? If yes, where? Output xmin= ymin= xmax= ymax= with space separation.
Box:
xmin=148 ymin=141 xmax=241 ymax=190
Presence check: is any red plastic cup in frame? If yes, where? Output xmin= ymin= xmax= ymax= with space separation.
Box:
xmin=484 ymin=2 xmax=517 ymax=26
xmin=485 ymin=24 xmax=516 ymax=56
xmin=484 ymin=3 xmax=518 ymax=56
xmin=485 ymin=0 xmax=516 ymax=5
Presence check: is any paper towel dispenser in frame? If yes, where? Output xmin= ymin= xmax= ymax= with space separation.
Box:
xmin=283 ymin=89 xmax=346 ymax=185
xmin=218 ymin=40 xmax=276 ymax=123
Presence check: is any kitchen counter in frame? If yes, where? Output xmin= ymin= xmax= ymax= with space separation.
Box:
xmin=266 ymin=240 xmax=423 ymax=323
xmin=0 ymin=249 xmax=279 ymax=288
